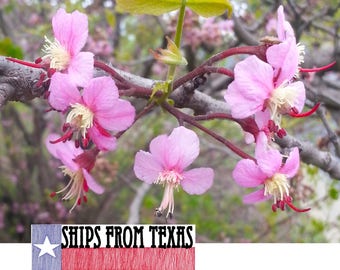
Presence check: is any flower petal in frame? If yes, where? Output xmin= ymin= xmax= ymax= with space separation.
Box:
xmin=225 ymin=56 xmax=273 ymax=118
xmin=45 ymin=134 xmax=82 ymax=171
xmin=276 ymin=5 xmax=295 ymax=41
xmin=181 ymin=168 xmax=214 ymax=195
xmin=134 ymin=151 xmax=163 ymax=184
xmin=244 ymin=131 xmax=255 ymax=144
xmin=233 ymin=158 xmax=268 ymax=187
xmin=167 ymin=126 xmax=200 ymax=171
xmin=67 ymin=51 xmax=94 ymax=87
xmin=52 ymin=9 xmax=88 ymax=55
xmin=87 ymin=127 xmax=116 ymax=152
xmin=254 ymin=110 xmax=271 ymax=130
xmin=290 ymin=81 xmax=306 ymax=113
xmin=225 ymin=82 xmax=262 ymax=119
xmin=267 ymin=40 xmax=298 ymax=85
xmin=279 ymin=147 xmax=300 ymax=178
xmin=243 ymin=189 xmax=270 ymax=204
xmin=82 ymin=76 xmax=119 ymax=111
xmin=255 ymin=132 xmax=282 ymax=177
xmin=82 ymin=169 xmax=104 ymax=194
xmin=48 ymin=73 xmax=81 ymax=111
xmin=95 ymin=99 xmax=135 ymax=131
xmin=149 ymin=134 xmax=169 ymax=167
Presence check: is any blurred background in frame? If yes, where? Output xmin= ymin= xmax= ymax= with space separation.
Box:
xmin=0 ymin=0 xmax=340 ymax=243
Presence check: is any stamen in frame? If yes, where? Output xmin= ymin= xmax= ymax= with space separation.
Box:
xmin=268 ymin=83 xmax=299 ymax=125
xmin=35 ymin=73 xmax=47 ymax=88
xmin=264 ymin=173 xmax=290 ymax=203
xmin=272 ymin=204 xmax=277 ymax=212
xmin=268 ymin=120 xmax=278 ymax=133
xmin=42 ymin=36 xmax=70 ymax=71
xmin=300 ymin=61 xmax=336 ymax=73
xmin=83 ymin=180 xmax=89 ymax=192
xmin=93 ymin=120 xmax=111 ymax=137
xmin=284 ymin=197 xmax=311 ymax=212
xmin=47 ymin=68 xmax=56 ymax=78
xmin=35 ymin=57 xmax=42 ymax=64
xmin=66 ymin=103 xmax=94 ymax=138
xmin=49 ymin=129 xmax=73 ymax=144
xmin=277 ymin=128 xmax=287 ymax=138
xmin=6 ymin=57 xmax=43 ymax=68
xmin=154 ymin=209 xmax=163 ymax=217
xmin=271 ymin=195 xmax=311 ymax=213
xmin=290 ymin=103 xmax=320 ymax=118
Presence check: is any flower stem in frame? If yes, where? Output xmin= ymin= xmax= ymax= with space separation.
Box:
xmin=166 ymin=2 xmax=186 ymax=93
xmin=163 ymin=102 xmax=255 ymax=160
xmin=172 ymin=45 xmax=266 ymax=91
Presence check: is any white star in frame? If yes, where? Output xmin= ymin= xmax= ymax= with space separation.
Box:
xmin=34 ymin=236 xmax=60 ymax=258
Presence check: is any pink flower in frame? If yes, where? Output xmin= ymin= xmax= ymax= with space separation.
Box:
xmin=48 ymin=73 xmax=135 ymax=151
xmin=46 ymin=134 xmax=104 ymax=212
xmin=224 ymin=54 xmax=305 ymax=125
xmin=232 ymin=132 xmax=310 ymax=212
xmin=225 ymin=6 xmax=305 ymax=125
xmin=133 ymin=126 xmax=214 ymax=218
xmin=41 ymin=8 xmax=94 ymax=87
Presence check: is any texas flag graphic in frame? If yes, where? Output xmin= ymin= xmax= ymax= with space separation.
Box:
xmin=32 ymin=224 xmax=195 ymax=270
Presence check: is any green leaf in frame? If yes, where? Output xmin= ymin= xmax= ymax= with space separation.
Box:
xmin=116 ymin=0 xmax=232 ymax=17
xmin=328 ymin=187 xmax=339 ymax=200
xmin=151 ymin=37 xmax=187 ymax=66
xmin=0 ymin=38 xmax=24 ymax=59
xmin=187 ymin=0 xmax=232 ymax=17
xmin=105 ymin=10 xmax=116 ymax=28
xmin=116 ymin=0 xmax=181 ymax=16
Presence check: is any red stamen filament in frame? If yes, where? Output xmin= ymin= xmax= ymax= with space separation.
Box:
xmin=83 ymin=179 xmax=89 ymax=193
xmin=299 ymin=61 xmax=336 ymax=73
xmin=6 ymin=57 xmax=43 ymax=68
xmin=49 ymin=129 xmax=73 ymax=144
xmin=290 ymin=103 xmax=320 ymax=118
xmin=285 ymin=200 xmax=311 ymax=212
xmin=272 ymin=196 xmax=311 ymax=213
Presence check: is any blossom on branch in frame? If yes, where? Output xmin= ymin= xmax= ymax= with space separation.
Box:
xmin=41 ymin=8 xmax=94 ymax=87
xmin=46 ymin=134 xmax=104 ymax=212
xmin=224 ymin=54 xmax=305 ymax=125
xmin=232 ymin=132 xmax=310 ymax=212
xmin=133 ymin=126 xmax=214 ymax=219
xmin=48 ymin=74 xmax=135 ymax=151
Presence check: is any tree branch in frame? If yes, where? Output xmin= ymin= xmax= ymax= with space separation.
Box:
xmin=276 ymin=134 xmax=340 ymax=180
xmin=0 ymin=56 xmax=47 ymax=108
xmin=2 ymin=55 xmax=340 ymax=180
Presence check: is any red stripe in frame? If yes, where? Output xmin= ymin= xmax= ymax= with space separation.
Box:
xmin=62 ymin=248 xmax=195 ymax=270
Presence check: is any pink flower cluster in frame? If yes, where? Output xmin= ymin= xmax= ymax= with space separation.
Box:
xmin=43 ymin=9 xmax=135 ymax=211
xmin=226 ymin=6 xmax=313 ymax=212
xmin=225 ymin=6 xmax=306 ymax=137
xmin=41 ymin=9 xmax=211 ymax=217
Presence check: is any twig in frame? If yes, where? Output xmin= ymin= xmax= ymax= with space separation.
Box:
xmin=127 ymin=182 xmax=151 ymax=224
xmin=316 ymin=104 xmax=340 ymax=157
